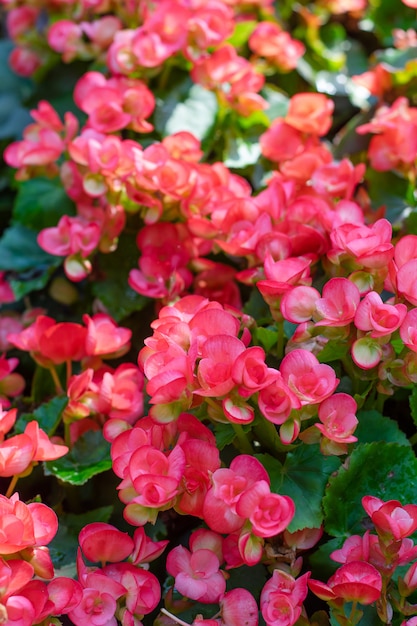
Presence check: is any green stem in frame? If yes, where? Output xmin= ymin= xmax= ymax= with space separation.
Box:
xmin=276 ymin=321 xmax=284 ymax=361
xmin=64 ymin=421 xmax=72 ymax=449
xmin=375 ymin=391 xmax=386 ymax=414
xmin=231 ymin=423 xmax=254 ymax=455
xmin=253 ymin=415 xmax=289 ymax=458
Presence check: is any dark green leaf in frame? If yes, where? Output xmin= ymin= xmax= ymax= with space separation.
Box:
xmin=93 ymin=231 xmax=149 ymax=322
xmin=309 ymin=537 xmax=343 ymax=580
xmin=154 ymin=79 xmax=218 ymax=141
xmin=375 ymin=47 xmax=417 ymax=70
xmin=0 ymin=41 xmax=33 ymax=140
xmin=10 ymin=267 xmax=58 ymax=300
xmin=214 ymin=422 xmax=237 ymax=450
xmin=0 ymin=224 xmax=58 ymax=272
xmin=44 ymin=430 xmax=112 ymax=485
xmin=15 ymin=396 xmax=68 ymax=435
xmin=48 ymin=506 xmax=113 ymax=567
xmin=257 ymin=446 xmax=341 ymax=532
xmin=355 ymin=410 xmax=409 ymax=446
xmin=13 ymin=178 xmax=75 ymax=230
xmin=323 ymin=443 xmax=417 ymax=537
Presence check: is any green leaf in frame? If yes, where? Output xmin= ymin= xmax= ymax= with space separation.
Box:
xmin=375 ymin=47 xmax=417 ymax=70
xmin=0 ymin=224 xmax=58 ymax=272
xmin=15 ymin=396 xmax=68 ymax=435
xmin=214 ymin=422 xmax=237 ymax=450
xmin=409 ymin=386 xmax=417 ymax=431
xmin=323 ymin=443 xmax=417 ymax=537
xmin=13 ymin=178 xmax=75 ymax=230
xmin=223 ymin=136 xmax=261 ymax=169
xmin=317 ymin=340 xmax=349 ymax=363
xmin=365 ymin=169 xmax=410 ymax=226
xmin=257 ymin=446 xmax=341 ymax=532
xmin=44 ymin=430 xmax=112 ymax=485
xmin=254 ymin=327 xmax=278 ymax=352
xmin=154 ymin=79 xmax=218 ymax=141
xmin=48 ymin=506 xmax=113 ymax=567
xmin=261 ymin=86 xmax=289 ymax=122
xmin=227 ymin=20 xmax=257 ymax=47
xmin=0 ymin=41 xmax=33 ymax=139
xmin=355 ymin=410 xmax=409 ymax=446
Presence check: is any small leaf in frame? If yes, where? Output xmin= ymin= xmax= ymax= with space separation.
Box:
xmin=48 ymin=506 xmax=113 ymax=567
xmin=323 ymin=443 xmax=417 ymax=537
xmin=355 ymin=410 xmax=409 ymax=446
xmin=254 ymin=327 xmax=278 ymax=352
xmin=257 ymin=446 xmax=341 ymax=532
xmin=317 ymin=341 xmax=349 ymax=363
xmin=15 ymin=396 xmax=68 ymax=435
xmin=214 ymin=422 xmax=237 ymax=450
xmin=227 ymin=20 xmax=257 ymax=47
xmin=13 ymin=178 xmax=76 ymax=230
xmin=44 ymin=430 xmax=112 ymax=485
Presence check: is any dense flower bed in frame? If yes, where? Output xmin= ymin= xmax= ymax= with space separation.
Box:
xmin=1 ymin=0 xmax=417 ymax=624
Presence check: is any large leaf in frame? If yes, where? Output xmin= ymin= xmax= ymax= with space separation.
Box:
xmin=0 ymin=40 xmax=33 ymax=140
xmin=15 ymin=396 xmax=68 ymax=435
xmin=257 ymin=446 xmax=341 ymax=532
xmin=323 ymin=443 xmax=417 ymax=537
xmin=154 ymin=78 xmax=218 ymax=140
xmin=354 ymin=410 xmax=409 ymax=446
xmin=48 ymin=506 xmax=113 ymax=568
xmin=0 ymin=224 xmax=57 ymax=272
xmin=365 ymin=169 xmax=409 ymax=225
xmin=44 ymin=430 xmax=112 ymax=485
xmin=13 ymin=178 xmax=75 ymax=230
xmin=410 ymin=386 xmax=417 ymax=431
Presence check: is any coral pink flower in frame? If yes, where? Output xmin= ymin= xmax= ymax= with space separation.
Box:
xmin=166 ymin=545 xmax=226 ymax=603
xmin=0 ymin=433 xmax=34 ymax=477
xmin=130 ymin=527 xmax=168 ymax=566
xmin=83 ymin=314 xmax=131 ymax=358
xmin=280 ymin=349 xmax=339 ymax=405
xmin=309 ymin=561 xmax=382 ymax=604
xmin=285 ymin=93 xmax=334 ymax=136
xmin=79 ymin=523 xmax=134 ymax=564
xmin=258 ymin=373 xmax=301 ymax=425
xmin=0 ymin=355 xmax=25 ymax=407
xmin=195 ymin=335 xmax=246 ymax=397
xmin=281 ymin=286 xmax=321 ymax=324
xmin=249 ymin=22 xmax=305 ymax=71
xmin=328 ymin=219 xmax=394 ymax=270
xmin=362 ymin=496 xmax=417 ymax=541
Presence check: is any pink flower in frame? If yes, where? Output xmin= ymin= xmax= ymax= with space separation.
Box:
xmin=354 ymin=292 xmax=407 ymax=337
xmin=166 ymin=545 xmax=226 ymax=603
xmin=280 ymin=349 xmax=339 ymax=405
xmin=79 ymin=523 xmax=134 ymax=564
xmin=315 ymin=393 xmax=358 ymax=455
xmin=261 ymin=570 xmax=310 ymax=626
xmin=328 ymin=219 xmax=394 ymax=270
xmin=314 ymin=277 xmax=361 ymax=327
xmin=285 ymin=93 xmax=334 ymax=136
xmin=235 ymin=480 xmax=295 ymax=537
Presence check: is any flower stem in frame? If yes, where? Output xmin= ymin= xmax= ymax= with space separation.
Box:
xmin=6 ymin=475 xmax=19 ymax=498
xmin=160 ymin=608 xmax=191 ymax=626
xmin=231 ymin=423 xmax=254 ymax=455
xmin=49 ymin=365 xmax=64 ymax=395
